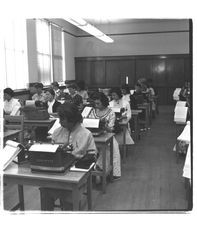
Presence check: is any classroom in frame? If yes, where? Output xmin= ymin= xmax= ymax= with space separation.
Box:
xmin=1 ymin=18 xmax=192 ymax=212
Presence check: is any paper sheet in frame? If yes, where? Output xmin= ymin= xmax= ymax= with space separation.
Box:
xmin=48 ymin=118 xmax=61 ymax=134
xmin=111 ymin=107 xmax=121 ymax=113
xmin=29 ymin=143 xmax=59 ymax=153
xmin=183 ymin=143 xmax=191 ymax=179
xmin=81 ymin=107 xmax=93 ymax=118
xmin=83 ymin=118 xmax=100 ymax=128
xmin=130 ymin=90 xmax=135 ymax=95
xmin=177 ymin=122 xmax=190 ymax=143
xmin=1 ymin=140 xmax=21 ymax=169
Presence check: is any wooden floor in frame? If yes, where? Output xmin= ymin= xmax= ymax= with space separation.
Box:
xmin=3 ymin=105 xmax=189 ymax=212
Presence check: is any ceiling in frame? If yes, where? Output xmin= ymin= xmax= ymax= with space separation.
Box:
xmin=84 ymin=18 xmax=179 ymax=25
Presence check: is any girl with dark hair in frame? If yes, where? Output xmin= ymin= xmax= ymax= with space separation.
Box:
xmin=32 ymin=82 xmax=47 ymax=102
xmin=76 ymin=80 xmax=89 ymax=104
xmin=40 ymin=102 xmax=97 ymax=210
xmin=121 ymin=85 xmax=131 ymax=103
xmin=51 ymin=81 xmax=63 ymax=100
xmin=4 ymin=88 xmax=21 ymax=115
xmin=66 ymin=82 xmax=83 ymax=110
xmin=88 ymin=92 xmax=121 ymax=179
xmin=45 ymin=88 xmax=61 ymax=114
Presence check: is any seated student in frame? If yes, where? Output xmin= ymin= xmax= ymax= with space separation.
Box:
xmin=45 ymin=89 xmax=61 ymax=114
xmin=121 ymin=85 xmax=131 ymax=103
xmin=66 ymin=82 xmax=83 ymax=111
xmin=76 ymin=80 xmax=89 ymax=104
xmin=109 ymin=88 xmax=134 ymax=145
xmin=51 ymin=82 xmax=63 ymax=100
xmin=88 ymin=92 xmax=121 ymax=179
xmin=39 ymin=103 xmax=97 ymax=211
xmin=32 ymin=82 xmax=46 ymax=103
xmin=4 ymin=88 xmax=21 ymax=116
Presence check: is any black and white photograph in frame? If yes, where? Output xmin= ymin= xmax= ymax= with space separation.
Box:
xmin=0 ymin=0 xmax=196 ymax=249
xmin=1 ymin=17 xmax=192 ymax=212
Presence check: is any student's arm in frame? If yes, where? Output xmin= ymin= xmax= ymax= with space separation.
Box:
xmin=124 ymin=101 xmax=131 ymax=120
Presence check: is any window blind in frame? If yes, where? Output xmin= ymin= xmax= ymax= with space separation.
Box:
xmin=2 ymin=19 xmax=28 ymax=90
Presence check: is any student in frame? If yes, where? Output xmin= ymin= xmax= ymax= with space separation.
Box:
xmin=88 ymin=92 xmax=121 ymax=179
xmin=4 ymin=88 xmax=21 ymax=116
xmin=109 ymin=88 xmax=134 ymax=145
xmin=130 ymin=83 xmax=144 ymax=109
xmin=121 ymin=85 xmax=131 ymax=103
xmin=45 ymin=89 xmax=61 ymax=114
xmin=66 ymin=82 xmax=83 ymax=111
xmin=76 ymin=80 xmax=89 ymax=104
xmin=32 ymin=82 xmax=46 ymax=103
xmin=40 ymin=103 xmax=97 ymax=210
xmin=51 ymin=82 xmax=63 ymax=100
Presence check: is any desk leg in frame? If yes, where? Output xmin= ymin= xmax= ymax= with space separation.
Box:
xmin=87 ymin=173 xmax=92 ymax=210
xmin=72 ymin=186 xmax=80 ymax=211
xmin=134 ymin=116 xmax=137 ymax=142
xmin=102 ymin=146 xmax=107 ymax=194
xmin=18 ymin=185 xmax=25 ymax=211
xmin=122 ymin=126 xmax=126 ymax=162
xmin=109 ymin=138 xmax=113 ymax=182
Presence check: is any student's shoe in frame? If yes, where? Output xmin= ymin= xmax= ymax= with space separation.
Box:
xmin=113 ymin=176 xmax=121 ymax=181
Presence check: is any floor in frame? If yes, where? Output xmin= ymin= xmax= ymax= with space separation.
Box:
xmin=3 ymin=105 xmax=190 ymax=212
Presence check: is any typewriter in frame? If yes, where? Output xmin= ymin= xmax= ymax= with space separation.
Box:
xmin=111 ymin=107 xmax=125 ymax=121
xmin=28 ymin=143 xmax=76 ymax=173
xmin=82 ymin=118 xmax=104 ymax=137
xmin=21 ymin=101 xmax=49 ymax=120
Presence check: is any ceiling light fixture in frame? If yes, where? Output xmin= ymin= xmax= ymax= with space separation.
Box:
xmin=64 ymin=18 xmax=114 ymax=43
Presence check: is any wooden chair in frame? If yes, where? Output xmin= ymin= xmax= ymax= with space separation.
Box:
xmin=4 ymin=115 xmax=24 ymax=144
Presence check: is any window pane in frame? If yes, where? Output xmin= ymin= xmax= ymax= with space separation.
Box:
xmin=53 ymin=57 xmax=63 ymax=82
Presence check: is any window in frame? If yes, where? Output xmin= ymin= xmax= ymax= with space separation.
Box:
xmin=2 ymin=19 xmax=28 ymax=90
xmin=51 ymin=25 xmax=65 ymax=82
xmin=36 ymin=19 xmax=52 ymax=85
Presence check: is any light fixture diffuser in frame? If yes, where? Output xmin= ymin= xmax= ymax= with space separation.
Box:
xmin=64 ymin=18 xmax=114 ymax=43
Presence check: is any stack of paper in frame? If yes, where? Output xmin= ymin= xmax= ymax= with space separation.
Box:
xmin=174 ymin=107 xmax=188 ymax=123
xmin=1 ymin=140 xmax=22 ymax=170
xmin=29 ymin=143 xmax=59 ymax=152
xmin=174 ymin=101 xmax=186 ymax=112
xmin=177 ymin=121 xmax=190 ymax=143
xmin=173 ymin=88 xmax=181 ymax=101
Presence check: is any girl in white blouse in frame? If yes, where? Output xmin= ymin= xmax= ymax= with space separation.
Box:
xmin=4 ymin=88 xmax=21 ymax=116
xmin=109 ymin=88 xmax=134 ymax=145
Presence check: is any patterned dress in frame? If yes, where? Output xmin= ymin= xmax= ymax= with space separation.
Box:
xmin=88 ymin=107 xmax=121 ymax=177
xmin=109 ymin=99 xmax=134 ymax=145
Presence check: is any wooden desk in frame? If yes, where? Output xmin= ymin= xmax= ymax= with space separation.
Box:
xmin=4 ymin=162 xmax=92 ymax=211
xmin=4 ymin=130 xmax=22 ymax=145
xmin=119 ymin=118 xmax=130 ymax=162
xmin=131 ymin=110 xmax=142 ymax=142
xmin=94 ymin=133 xmax=114 ymax=193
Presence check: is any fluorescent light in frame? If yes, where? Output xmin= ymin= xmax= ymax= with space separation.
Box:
xmin=64 ymin=18 xmax=114 ymax=43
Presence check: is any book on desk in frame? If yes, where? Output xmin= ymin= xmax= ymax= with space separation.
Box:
xmin=174 ymin=107 xmax=188 ymax=123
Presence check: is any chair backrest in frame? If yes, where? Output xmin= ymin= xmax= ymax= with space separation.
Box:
xmin=4 ymin=115 xmax=24 ymax=144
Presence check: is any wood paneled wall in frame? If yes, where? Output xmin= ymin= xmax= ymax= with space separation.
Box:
xmin=75 ymin=54 xmax=191 ymax=105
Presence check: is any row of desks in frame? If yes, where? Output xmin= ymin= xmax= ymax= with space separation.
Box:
xmin=3 ymin=105 xmax=151 ymax=211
